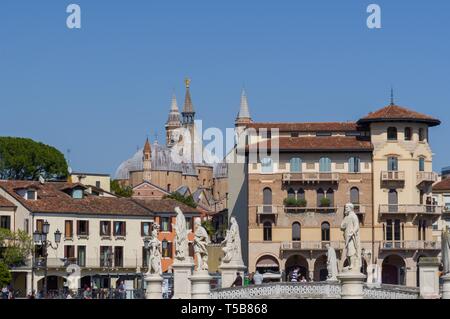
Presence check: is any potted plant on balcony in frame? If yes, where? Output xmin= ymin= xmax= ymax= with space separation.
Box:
xmin=283 ymin=197 xmax=298 ymax=207
xmin=297 ymin=198 xmax=307 ymax=207
xmin=320 ymin=197 xmax=331 ymax=208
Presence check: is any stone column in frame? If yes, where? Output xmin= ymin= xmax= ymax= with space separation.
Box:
xmin=418 ymin=257 xmax=440 ymax=299
xmin=337 ymin=272 xmax=366 ymax=299
xmin=144 ymin=274 xmax=163 ymax=299
xmin=441 ymin=274 xmax=450 ymax=299
xmin=26 ymin=271 xmax=33 ymax=295
xmin=172 ymin=259 xmax=194 ymax=299
xmin=219 ymin=263 xmax=246 ymax=288
xmin=190 ymin=270 xmax=212 ymax=299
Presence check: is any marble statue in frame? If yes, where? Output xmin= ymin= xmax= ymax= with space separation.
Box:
xmin=326 ymin=243 xmax=338 ymax=281
xmin=442 ymin=226 xmax=450 ymax=275
xmin=148 ymin=224 xmax=162 ymax=276
xmin=174 ymin=206 xmax=189 ymax=261
xmin=193 ymin=218 xmax=210 ymax=271
xmin=221 ymin=217 xmax=243 ymax=264
xmin=340 ymin=203 xmax=361 ymax=272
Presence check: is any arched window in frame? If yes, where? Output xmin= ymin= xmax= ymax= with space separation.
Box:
xmin=292 ymin=222 xmax=301 ymax=241
xmin=350 ymin=187 xmax=360 ymax=205
xmin=404 ymin=127 xmax=412 ymax=141
xmin=388 ymin=189 xmax=398 ymax=213
xmin=326 ymin=188 xmax=334 ymax=207
xmin=263 ymin=188 xmax=272 ymax=213
xmin=319 ymin=157 xmax=332 ymax=172
xmin=419 ymin=128 xmax=425 ymax=142
xmin=290 ymin=157 xmax=302 ymax=172
xmin=317 ymin=189 xmax=325 ymax=207
xmin=263 ymin=222 xmax=272 ymax=241
xmin=419 ymin=157 xmax=425 ymax=172
xmin=297 ymin=188 xmax=305 ymax=201
xmin=388 ymin=157 xmax=398 ymax=171
xmin=387 ymin=127 xmax=398 ymax=141
xmin=321 ymin=222 xmax=330 ymax=241
xmin=287 ymin=188 xmax=295 ymax=199
xmin=348 ymin=157 xmax=361 ymax=173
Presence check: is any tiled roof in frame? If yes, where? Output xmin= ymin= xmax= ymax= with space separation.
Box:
xmin=433 ymin=178 xmax=450 ymax=191
xmin=0 ymin=195 xmax=16 ymax=208
xmin=247 ymin=136 xmax=373 ymax=152
xmin=0 ymin=180 xmax=152 ymax=216
xmin=358 ymin=105 xmax=440 ymax=126
xmin=134 ymin=199 xmax=200 ymax=214
xmin=246 ymin=122 xmax=359 ymax=132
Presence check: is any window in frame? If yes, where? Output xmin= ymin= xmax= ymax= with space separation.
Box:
xmin=64 ymin=245 xmax=75 ymax=260
xmin=419 ymin=128 xmax=426 ymax=142
xmin=24 ymin=219 xmax=29 ymax=234
xmin=291 ymin=132 xmax=299 ymax=137
xmin=387 ymin=127 xmax=397 ymax=141
xmin=114 ymin=247 xmax=124 ymax=267
xmin=316 ymin=132 xmax=332 ymax=137
xmin=385 ymin=219 xmax=401 ymax=242
xmin=261 ymin=157 xmax=273 ymax=173
xmin=292 ymin=222 xmax=301 ymax=241
xmin=72 ymin=189 xmax=83 ymax=199
xmin=321 ymin=222 xmax=330 ymax=241
xmin=36 ymin=219 xmax=44 ymax=233
xmin=350 ymin=187 xmax=360 ymax=205
xmin=348 ymin=157 xmax=361 ymax=173
xmin=263 ymin=222 xmax=272 ymax=241
xmin=319 ymin=157 xmax=331 ymax=172
xmin=0 ymin=216 xmax=11 ymax=230
xmin=326 ymin=188 xmax=334 ymax=207
xmin=287 ymin=188 xmax=295 ymax=199
xmin=160 ymin=217 xmax=171 ymax=232
xmin=100 ymin=221 xmax=111 ymax=236
xmin=317 ymin=189 xmax=325 ymax=207
xmin=142 ymin=247 xmax=149 ymax=267
xmin=100 ymin=246 xmax=113 ymax=267
xmin=404 ymin=127 xmax=412 ymax=141
xmin=418 ymin=220 xmax=427 ymax=240
xmin=77 ymin=246 xmax=86 ymax=267
xmin=77 ymin=220 xmax=89 ymax=236
xmin=297 ymin=189 xmax=305 ymax=201
xmin=95 ymin=181 xmax=101 ymax=188
xmin=141 ymin=222 xmax=152 ymax=237
xmin=263 ymin=188 xmax=272 ymax=213
xmin=26 ymin=190 xmax=36 ymax=200
xmin=64 ymin=220 xmax=73 ymax=239
xmin=388 ymin=157 xmax=398 ymax=171
xmin=388 ymin=190 xmax=398 ymax=213
xmin=290 ymin=158 xmax=302 ymax=172
xmin=113 ymin=221 xmax=126 ymax=236
xmin=419 ymin=157 xmax=425 ymax=172
xmin=162 ymin=240 xmax=172 ymax=258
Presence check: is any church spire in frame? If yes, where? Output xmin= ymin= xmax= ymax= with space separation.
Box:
xmin=182 ymin=78 xmax=195 ymax=125
xmin=235 ymin=88 xmax=252 ymax=126
xmin=166 ymin=93 xmax=181 ymax=126
xmin=143 ymin=137 xmax=152 ymax=181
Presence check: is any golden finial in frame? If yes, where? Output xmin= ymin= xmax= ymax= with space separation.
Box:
xmin=185 ymin=77 xmax=191 ymax=89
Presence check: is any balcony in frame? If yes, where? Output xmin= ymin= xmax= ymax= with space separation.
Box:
xmin=381 ymin=171 xmax=405 ymax=184
xmin=380 ymin=240 xmax=441 ymax=251
xmin=281 ymin=241 xmax=345 ymax=252
xmin=379 ymin=205 xmax=442 ymax=216
xmin=416 ymin=172 xmax=438 ymax=187
xmin=256 ymin=205 xmax=279 ymax=223
xmin=282 ymin=172 xmax=339 ymax=184
xmin=284 ymin=206 xmax=337 ymax=214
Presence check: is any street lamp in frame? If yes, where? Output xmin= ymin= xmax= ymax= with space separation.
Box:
xmin=33 ymin=220 xmax=61 ymax=298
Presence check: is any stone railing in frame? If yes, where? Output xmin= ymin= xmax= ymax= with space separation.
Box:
xmin=380 ymin=240 xmax=441 ymax=250
xmin=210 ymin=282 xmax=342 ymax=299
xmin=381 ymin=171 xmax=405 ymax=182
xmin=256 ymin=205 xmax=280 ymax=215
xmin=379 ymin=205 xmax=442 ymax=215
xmin=363 ymin=284 xmax=419 ymax=299
xmin=416 ymin=172 xmax=439 ymax=185
xmin=281 ymin=241 xmax=345 ymax=251
xmin=282 ymin=172 xmax=340 ymax=183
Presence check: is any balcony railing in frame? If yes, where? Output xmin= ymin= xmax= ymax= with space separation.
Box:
xmin=381 ymin=171 xmax=405 ymax=182
xmin=256 ymin=205 xmax=279 ymax=215
xmin=416 ymin=172 xmax=439 ymax=186
xmin=284 ymin=206 xmax=337 ymax=214
xmin=34 ymin=257 xmax=141 ymax=269
xmin=282 ymin=172 xmax=340 ymax=183
xmin=379 ymin=205 xmax=442 ymax=215
xmin=381 ymin=240 xmax=441 ymax=250
xmin=281 ymin=241 xmax=345 ymax=251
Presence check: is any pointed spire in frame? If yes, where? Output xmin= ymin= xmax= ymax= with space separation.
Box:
xmin=166 ymin=93 xmax=182 ymax=127
xmin=144 ymin=137 xmax=151 ymax=154
xmin=170 ymin=93 xmax=179 ymax=112
xmin=235 ymin=88 xmax=252 ymax=125
xmin=390 ymin=86 xmax=395 ymax=106
xmin=182 ymin=77 xmax=195 ymax=125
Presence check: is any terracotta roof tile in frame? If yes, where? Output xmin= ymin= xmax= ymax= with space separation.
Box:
xmin=433 ymin=178 xmax=450 ymax=191
xmin=246 ymin=122 xmax=359 ymax=132
xmin=358 ymin=105 xmax=440 ymax=126
xmin=0 ymin=195 xmax=16 ymax=208
xmin=134 ymin=199 xmax=200 ymax=214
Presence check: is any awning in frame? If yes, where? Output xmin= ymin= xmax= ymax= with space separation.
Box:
xmin=256 ymin=256 xmax=279 ymax=268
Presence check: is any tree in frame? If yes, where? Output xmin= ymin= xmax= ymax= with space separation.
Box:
xmin=0 ymin=229 xmax=33 ymax=267
xmin=0 ymin=137 xmax=68 ymax=180
xmin=0 ymin=262 xmax=12 ymax=287
xmin=110 ymin=180 xmax=133 ymax=197
xmin=164 ymin=192 xmax=197 ymax=208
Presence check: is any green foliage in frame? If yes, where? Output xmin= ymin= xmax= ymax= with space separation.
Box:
xmin=0 ymin=229 xmax=33 ymax=267
xmin=320 ymin=197 xmax=331 ymax=207
xmin=201 ymin=220 xmax=215 ymax=237
xmin=164 ymin=192 xmax=197 ymax=208
xmin=0 ymin=262 xmax=12 ymax=287
xmin=283 ymin=197 xmax=307 ymax=207
xmin=0 ymin=137 xmax=68 ymax=180
xmin=110 ymin=180 xmax=133 ymax=197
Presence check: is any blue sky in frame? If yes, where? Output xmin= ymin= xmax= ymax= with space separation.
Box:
xmin=0 ymin=0 xmax=449 ymax=176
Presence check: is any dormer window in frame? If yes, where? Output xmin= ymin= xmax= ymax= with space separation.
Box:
xmin=72 ymin=188 xmax=84 ymax=199
xmin=26 ymin=190 xmax=37 ymax=200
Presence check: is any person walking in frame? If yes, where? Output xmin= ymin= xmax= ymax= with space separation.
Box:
xmin=253 ymin=270 xmax=264 ymax=285
xmin=231 ymin=272 xmax=243 ymax=287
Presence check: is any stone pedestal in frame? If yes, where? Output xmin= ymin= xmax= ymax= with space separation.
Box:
xmin=441 ymin=274 xmax=450 ymax=299
xmin=144 ymin=274 xmax=163 ymax=299
xmin=418 ymin=257 xmax=440 ymax=299
xmin=190 ymin=270 xmax=212 ymax=299
xmin=172 ymin=259 xmax=194 ymax=299
xmin=337 ymin=271 xmax=366 ymax=299
xmin=219 ymin=262 xmax=246 ymax=288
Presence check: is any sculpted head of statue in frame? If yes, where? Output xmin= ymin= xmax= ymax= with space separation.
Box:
xmin=344 ymin=203 xmax=354 ymax=216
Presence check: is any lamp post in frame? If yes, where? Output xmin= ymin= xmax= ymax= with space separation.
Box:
xmin=33 ymin=220 xmax=61 ymax=298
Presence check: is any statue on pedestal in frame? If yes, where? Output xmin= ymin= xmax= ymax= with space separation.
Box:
xmin=148 ymin=224 xmax=162 ymax=276
xmin=340 ymin=203 xmax=361 ymax=272
xmin=325 ymin=243 xmax=338 ymax=281
xmin=442 ymin=226 xmax=450 ymax=275
xmin=221 ymin=217 xmax=243 ymax=264
xmin=174 ymin=207 xmax=189 ymax=261
xmin=193 ymin=219 xmax=210 ymax=271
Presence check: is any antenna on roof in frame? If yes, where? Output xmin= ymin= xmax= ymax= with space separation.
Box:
xmin=390 ymin=86 xmax=395 ymax=106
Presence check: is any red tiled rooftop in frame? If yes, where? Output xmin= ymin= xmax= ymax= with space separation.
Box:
xmin=0 ymin=195 xmax=16 ymax=208
xmin=246 ymin=122 xmax=360 ymax=132
xmin=433 ymin=178 xmax=450 ymax=191
xmin=358 ymin=104 xmax=440 ymax=126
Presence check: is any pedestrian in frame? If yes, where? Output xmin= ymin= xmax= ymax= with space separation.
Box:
xmin=118 ymin=281 xmax=126 ymax=299
xmin=231 ymin=272 xmax=243 ymax=287
xmin=1 ymin=286 xmax=8 ymax=299
xmin=83 ymin=287 xmax=92 ymax=299
xmin=253 ymin=270 xmax=264 ymax=285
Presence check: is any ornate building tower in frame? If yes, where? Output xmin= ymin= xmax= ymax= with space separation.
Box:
xmin=165 ymin=94 xmax=182 ymax=146
xmin=182 ymin=78 xmax=195 ymax=127
xmin=143 ymin=138 xmax=152 ymax=181
xmin=235 ymin=88 xmax=252 ymax=127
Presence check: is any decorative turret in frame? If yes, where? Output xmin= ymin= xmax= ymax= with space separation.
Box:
xmin=143 ymin=138 xmax=152 ymax=181
xmin=182 ymin=78 xmax=195 ymax=125
xmin=235 ymin=88 xmax=252 ymax=127
xmin=165 ymin=93 xmax=182 ymax=146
